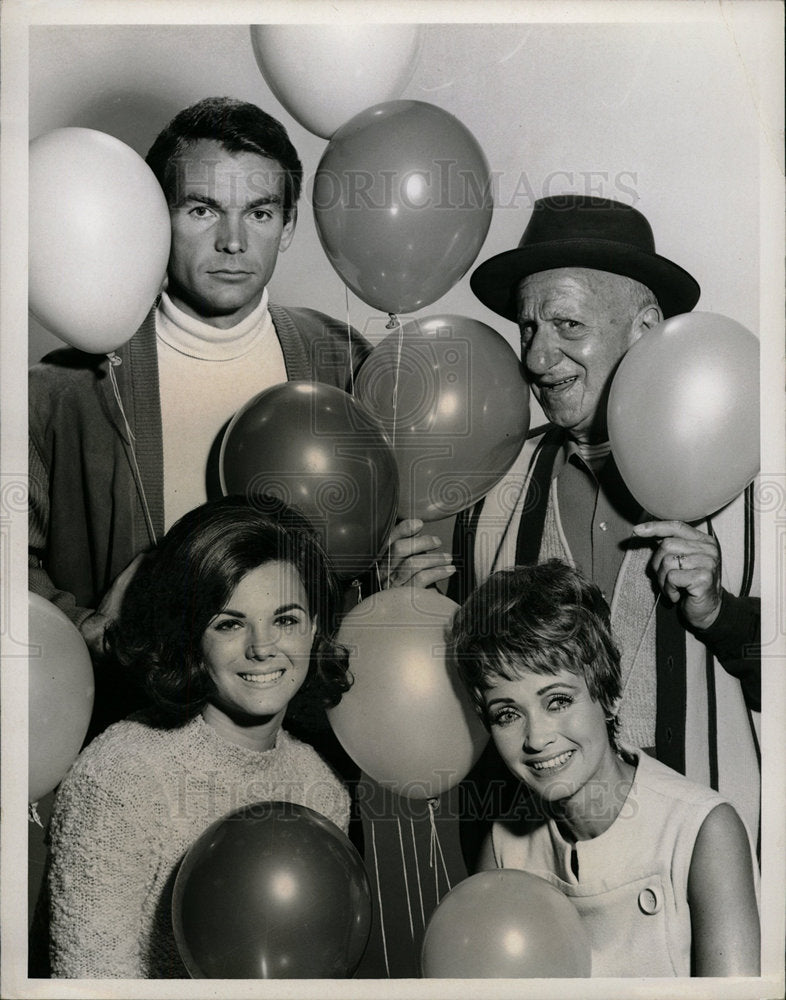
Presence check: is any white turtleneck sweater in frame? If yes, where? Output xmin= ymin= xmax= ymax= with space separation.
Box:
xmin=156 ymin=290 xmax=288 ymax=529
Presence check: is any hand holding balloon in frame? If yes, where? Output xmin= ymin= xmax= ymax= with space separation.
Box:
xmin=632 ymin=520 xmax=723 ymax=629
xmin=379 ymin=518 xmax=456 ymax=589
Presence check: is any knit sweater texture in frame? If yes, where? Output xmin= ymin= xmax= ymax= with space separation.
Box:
xmin=46 ymin=713 xmax=351 ymax=979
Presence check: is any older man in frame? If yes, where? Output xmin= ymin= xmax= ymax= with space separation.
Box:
xmin=453 ymin=195 xmax=760 ymax=848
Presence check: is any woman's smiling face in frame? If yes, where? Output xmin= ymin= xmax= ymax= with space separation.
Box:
xmin=200 ymin=560 xmax=315 ymax=739
xmin=483 ymin=665 xmax=621 ymax=809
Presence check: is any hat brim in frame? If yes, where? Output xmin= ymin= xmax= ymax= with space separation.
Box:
xmin=470 ymin=238 xmax=700 ymax=321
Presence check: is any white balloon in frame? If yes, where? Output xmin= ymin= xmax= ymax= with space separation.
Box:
xmin=249 ymin=24 xmax=423 ymax=139
xmin=328 ymin=588 xmax=488 ymax=799
xmin=607 ymin=312 xmax=760 ymax=522
xmin=29 ymin=127 xmax=170 ymax=354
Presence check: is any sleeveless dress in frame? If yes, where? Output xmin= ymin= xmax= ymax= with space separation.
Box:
xmin=490 ymin=752 xmax=755 ymax=977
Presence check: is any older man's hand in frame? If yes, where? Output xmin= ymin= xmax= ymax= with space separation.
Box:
xmin=632 ymin=520 xmax=723 ymax=630
xmin=378 ymin=518 xmax=456 ymax=589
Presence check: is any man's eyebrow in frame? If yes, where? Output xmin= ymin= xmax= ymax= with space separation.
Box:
xmin=180 ymin=193 xmax=282 ymax=210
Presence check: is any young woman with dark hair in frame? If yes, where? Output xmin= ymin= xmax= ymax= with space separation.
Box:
xmin=43 ymin=495 xmax=352 ymax=979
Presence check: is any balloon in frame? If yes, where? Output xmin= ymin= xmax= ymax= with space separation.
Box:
xmin=29 ymin=127 xmax=170 ymax=354
xmin=607 ymin=312 xmax=759 ymax=522
xmin=28 ymin=593 xmax=95 ymax=801
xmin=328 ymin=589 xmax=488 ymax=798
xmin=172 ymin=801 xmax=371 ymax=978
xmin=421 ymin=869 xmax=592 ymax=978
xmin=250 ymin=25 xmax=422 ymax=140
xmin=313 ymin=101 xmax=493 ymax=313
xmin=220 ymin=381 xmax=398 ymax=577
xmin=356 ymin=314 xmax=530 ymax=520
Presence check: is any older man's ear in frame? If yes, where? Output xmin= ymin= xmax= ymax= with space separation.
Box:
xmin=629 ymin=303 xmax=664 ymax=347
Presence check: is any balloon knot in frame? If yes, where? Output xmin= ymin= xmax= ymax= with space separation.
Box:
xmin=385 ymin=313 xmax=399 ymax=330
xmin=106 ymin=352 xmax=122 ymax=367
xmin=29 ymin=801 xmax=43 ymax=827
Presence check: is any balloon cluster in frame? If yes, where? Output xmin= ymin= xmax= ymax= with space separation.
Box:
xmin=251 ymin=25 xmax=491 ymax=316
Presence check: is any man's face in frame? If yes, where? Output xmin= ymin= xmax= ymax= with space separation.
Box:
xmin=516 ymin=268 xmax=644 ymax=444
xmin=165 ymin=140 xmax=295 ymax=329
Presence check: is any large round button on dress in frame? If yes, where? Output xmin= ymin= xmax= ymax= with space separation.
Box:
xmin=638 ymin=886 xmax=662 ymax=915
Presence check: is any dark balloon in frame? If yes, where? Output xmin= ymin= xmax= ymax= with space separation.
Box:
xmin=421 ymin=869 xmax=592 ymax=978
xmin=172 ymin=801 xmax=372 ymax=979
xmin=220 ymin=381 xmax=399 ymax=577
xmin=356 ymin=315 xmax=530 ymax=520
xmin=313 ymin=101 xmax=493 ymax=313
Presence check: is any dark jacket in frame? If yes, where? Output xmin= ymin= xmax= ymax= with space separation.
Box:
xmin=29 ymin=304 xmax=370 ymax=624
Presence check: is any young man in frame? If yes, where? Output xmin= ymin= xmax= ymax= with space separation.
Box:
xmin=29 ymin=98 xmax=371 ymax=673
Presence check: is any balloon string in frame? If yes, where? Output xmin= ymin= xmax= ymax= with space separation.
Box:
xmin=384 ymin=314 xmax=404 ymax=589
xmin=619 ymin=591 xmax=661 ymax=705
xmin=409 ymin=816 xmax=427 ymax=929
xmin=390 ymin=314 xmax=403 ymax=451
xmin=107 ymin=354 xmax=158 ymax=547
xmin=370 ymin=819 xmax=391 ymax=977
xmin=28 ymin=802 xmax=43 ymax=827
xmin=396 ymin=816 xmax=416 ymax=942
xmin=427 ymin=797 xmax=452 ymax=902
xmin=344 ymin=284 xmax=355 ymax=398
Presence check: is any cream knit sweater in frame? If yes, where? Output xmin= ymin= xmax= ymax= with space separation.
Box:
xmin=46 ymin=713 xmax=351 ymax=978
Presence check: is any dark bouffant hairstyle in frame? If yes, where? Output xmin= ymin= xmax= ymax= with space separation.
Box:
xmin=107 ymin=495 xmax=350 ymax=727
xmin=450 ymin=560 xmax=623 ymax=747
xmin=145 ymin=96 xmax=302 ymax=222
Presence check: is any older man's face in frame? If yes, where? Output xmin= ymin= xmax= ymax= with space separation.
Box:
xmin=516 ymin=268 xmax=644 ymax=444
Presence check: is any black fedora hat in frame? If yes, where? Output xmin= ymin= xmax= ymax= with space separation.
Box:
xmin=470 ymin=195 xmax=700 ymax=321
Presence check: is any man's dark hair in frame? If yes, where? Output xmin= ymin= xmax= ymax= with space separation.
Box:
xmin=145 ymin=96 xmax=303 ymax=222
